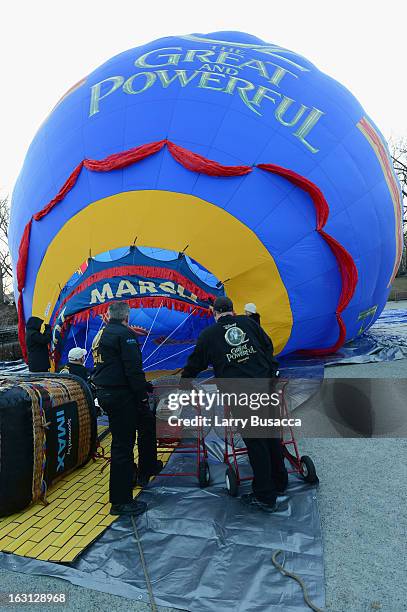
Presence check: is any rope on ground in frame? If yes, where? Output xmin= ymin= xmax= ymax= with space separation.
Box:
xmin=271 ymin=549 xmax=324 ymax=612
xmin=131 ymin=515 xmax=158 ymax=612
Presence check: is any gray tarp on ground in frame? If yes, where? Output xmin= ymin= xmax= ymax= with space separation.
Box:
xmin=278 ymin=307 xmax=407 ymax=373
xmin=0 ymin=447 xmax=324 ymax=611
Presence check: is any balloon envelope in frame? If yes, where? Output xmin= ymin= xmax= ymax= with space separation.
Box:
xmin=9 ymin=31 xmax=403 ymax=369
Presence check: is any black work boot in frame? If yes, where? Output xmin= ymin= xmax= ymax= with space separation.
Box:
xmin=240 ymin=493 xmax=277 ymax=513
xmin=110 ymin=499 xmax=147 ymax=516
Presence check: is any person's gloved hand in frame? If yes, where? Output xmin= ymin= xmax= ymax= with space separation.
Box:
xmin=137 ymin=391 xmax=150 ymax=412
xmin=145 ymin=381 xmax=154 ymax=393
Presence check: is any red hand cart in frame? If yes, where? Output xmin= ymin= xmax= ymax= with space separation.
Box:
xmin=223 ymin=380 xmax=318 ymax=496
xmin=151 ymin=380 xmax=211 ymax=488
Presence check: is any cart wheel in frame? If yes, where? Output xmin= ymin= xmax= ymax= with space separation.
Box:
xmin=225 ymin=465 xmax=238 ymax=497
xmin=300 ymin=455 xmax=318 ymax=484
xmin=198 ymin=461 xmax=211 ymax=488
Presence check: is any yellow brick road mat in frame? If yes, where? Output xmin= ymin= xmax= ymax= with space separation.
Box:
xmin=0 ymin=430 xmax=173 ymax=563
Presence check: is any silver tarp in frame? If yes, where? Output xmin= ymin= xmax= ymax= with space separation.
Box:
xmin=281 ymin=308 xmax=407 ymax=370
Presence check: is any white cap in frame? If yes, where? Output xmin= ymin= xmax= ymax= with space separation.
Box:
xmin=68 ymin=347 xmax=87 ymax=362
xmin=244 ymin=303 xmax=257 ymax=314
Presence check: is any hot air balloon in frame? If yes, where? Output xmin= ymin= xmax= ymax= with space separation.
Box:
xmin=9 ymin=31 xmax=403 ymax=371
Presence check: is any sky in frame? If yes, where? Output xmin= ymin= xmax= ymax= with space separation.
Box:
xmin=1 ymin=0 xmax=406 ymax=198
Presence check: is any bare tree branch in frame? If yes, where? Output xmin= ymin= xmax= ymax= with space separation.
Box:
xmin=390 ymin=138 xmax=407 ymax=276
xmin=0 ymin=196 xmax=12 ymax=301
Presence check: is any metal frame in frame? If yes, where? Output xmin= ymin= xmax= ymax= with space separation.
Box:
xmin=223 ymin=380 xmax=308 ymax=486
xmin=152 ymin=384 xmax=210 ymax=486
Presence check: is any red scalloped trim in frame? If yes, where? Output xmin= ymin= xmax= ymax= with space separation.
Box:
xmin=84 ymin=140 xmax=166 ymax=172
xmin=33 ymin=162 xmax=84 ymax=221
xmin=258 ymin=164 xmax=358 ymax=355
xmin=167 ymin=141 xmax=252 ymax=177
xmin=17 ymin=294 xmax=28 ymax=362
xmin=16 ymin=140 xmax=358 ymax=359
xmin=16 ymin=219 xmax=32 ymax=292
xmin=16 ymin=219 xmax=33 ymax=360
xmin=257 ymin=163 xmax=329 ymax=229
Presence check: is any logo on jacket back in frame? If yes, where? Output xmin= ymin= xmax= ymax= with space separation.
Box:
xmin=224 ymin=326 xmax=247 ymax=346
xmin=224 ymin=324 xmax=256 ymax=363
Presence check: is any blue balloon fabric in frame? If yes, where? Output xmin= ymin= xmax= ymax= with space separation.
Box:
xmin=9 ymin=31 xmax=403 ymax=370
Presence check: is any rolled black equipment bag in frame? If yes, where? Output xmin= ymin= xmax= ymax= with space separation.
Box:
xmin=0 ymin=373 xmax=97 ymax=516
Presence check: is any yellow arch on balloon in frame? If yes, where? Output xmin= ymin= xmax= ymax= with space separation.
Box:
xmin=32 ymin=190 xmax=293 ymax=353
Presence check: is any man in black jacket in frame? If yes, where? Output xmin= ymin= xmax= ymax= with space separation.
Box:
xmin=92 ymin=301 xmax=158 ymax=516
xmin=25 ymin=316 xmax=52 ymax=372
xmin=181 ymin=296 xmax=287 ymax=512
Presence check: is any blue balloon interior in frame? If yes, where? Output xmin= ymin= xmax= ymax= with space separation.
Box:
xmin=54 ymin=246 xmax=223 ymax=370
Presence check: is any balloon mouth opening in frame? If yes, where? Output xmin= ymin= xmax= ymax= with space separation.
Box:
xmin=51 ymin=245 xmax=224 ymax=371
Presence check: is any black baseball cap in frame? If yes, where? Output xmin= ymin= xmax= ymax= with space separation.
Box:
xmin=213 ymin=296 xmax=234 ymax=313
